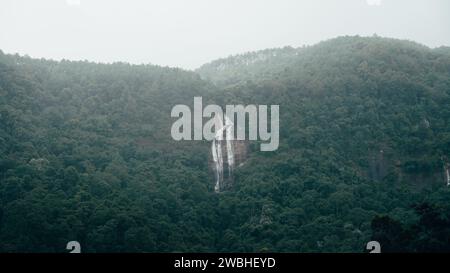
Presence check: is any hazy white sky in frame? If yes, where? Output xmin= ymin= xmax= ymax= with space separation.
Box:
xmin=0 ymin=0 xmax=449 ymax=69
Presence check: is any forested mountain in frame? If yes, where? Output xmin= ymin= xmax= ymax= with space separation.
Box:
xmin=1 ymin=36 xmax=450 ymax=252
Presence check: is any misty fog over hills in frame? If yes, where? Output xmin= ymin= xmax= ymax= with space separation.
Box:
xmin=1 ymin=36 xmax=450 ymax=252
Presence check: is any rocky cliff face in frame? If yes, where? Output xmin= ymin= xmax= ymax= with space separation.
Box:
xmin=366 ymin=147 xmax=449 ymax=188
xmin=209 ymin=115 xmax=250 ymax=192
xmin=211 ymin=139 xmax=249 ymax=192
xmin=367 ymin=149 xmax=390 ymax=182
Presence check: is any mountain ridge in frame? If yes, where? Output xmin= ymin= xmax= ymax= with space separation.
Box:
xmin=1 ymin=35 xmax=450 ymax=252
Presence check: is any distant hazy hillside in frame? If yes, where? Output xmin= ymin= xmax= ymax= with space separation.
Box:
xmin=197 ymin=36 xmax=450 ymax=87
xmin=196 ymin=46 xmax=303 ymax=85
xmin=1 ymin=36 xmax=450 ymax=252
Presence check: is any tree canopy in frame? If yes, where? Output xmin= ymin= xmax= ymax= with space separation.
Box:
xmin=1 ymin=36 xmax=450 ymax=252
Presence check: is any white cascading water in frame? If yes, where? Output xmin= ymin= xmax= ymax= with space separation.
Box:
xmin=225 ymin=116 xmax=234 ymax=178
xmin=212 ymin=115 xmax=234 ymax=193
xmin=211 ymin=138 xmax=220 ymax=192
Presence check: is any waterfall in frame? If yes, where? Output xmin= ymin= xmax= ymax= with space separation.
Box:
xmin=211 ymin=115 xmax=234 ymax=193
xmin=212 ymin=137 xmax=223 ymax=193
xmin=225 ymin=116 xmax=234 ymax=178
xmin=212 ymin=138 xmax=220 ymax=192
xmin=446 ymin=166 xmax=450 ymax=187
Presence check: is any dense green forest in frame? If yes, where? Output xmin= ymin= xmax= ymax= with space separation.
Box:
xmin=1 ymin=36 xmax=450 ymax=252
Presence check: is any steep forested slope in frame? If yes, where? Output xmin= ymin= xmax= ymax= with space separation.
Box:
xmin=0 ymin=53 xmax=220 ymax=252
xmin=1 ymin=36 xmax=450 ymax=252
xmin=199 ymin=36 xmax=450 ymax=252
